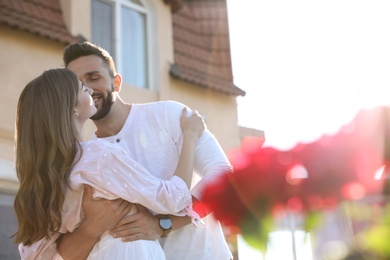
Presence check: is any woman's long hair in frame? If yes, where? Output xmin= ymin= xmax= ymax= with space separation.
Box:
xmin=14 ymin=69 xmax=81 ymax=245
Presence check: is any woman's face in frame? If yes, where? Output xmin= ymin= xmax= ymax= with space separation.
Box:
xmin=74 ymin=81 xmax=97 ymax=120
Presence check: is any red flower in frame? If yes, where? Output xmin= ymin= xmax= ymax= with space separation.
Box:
xmin=200 ymin=106 xmax=389 ymax=236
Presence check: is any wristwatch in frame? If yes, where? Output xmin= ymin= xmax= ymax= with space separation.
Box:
xmin=157 ymin=214 xmax=173 ymax=238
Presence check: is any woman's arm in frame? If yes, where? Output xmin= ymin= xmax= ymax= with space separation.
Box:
xmin=76 ymin=108 xmax=204 ymax=215
xmin=173 ymin=108 xmax=205 ymax=188
xmin=57 ymin=186 xmax=132 ymax=260
xmin=56 ymin=135 xmax=201 ymax=260
xmin=99 ymin=108 xmax=207 ymax=242
xmin=23 ymin=109 xmax=205 ymax=260
xmin=59 ymin=109 xmax=204 ymax=258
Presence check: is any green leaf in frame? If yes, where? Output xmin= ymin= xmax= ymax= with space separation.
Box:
xmin=240 ymin=212 xmax=274 ymax=253
xmin=303 ymin=211 xmax=322 ymax=232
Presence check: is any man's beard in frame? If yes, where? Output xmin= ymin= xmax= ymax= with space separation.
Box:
xmin=90 ymin=88 xmax=114 ymax=121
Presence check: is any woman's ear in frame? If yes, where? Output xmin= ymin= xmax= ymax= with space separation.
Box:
xmin=113 ymin=74 xmax=122 ymax=92
xmin=73 ymin=110 xmax=79 ymax=118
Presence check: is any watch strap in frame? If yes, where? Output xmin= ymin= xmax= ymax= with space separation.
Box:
xmin=157 ymin=214 xmax=172 ymax=238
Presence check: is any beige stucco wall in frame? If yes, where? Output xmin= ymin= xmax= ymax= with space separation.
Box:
xmin=0 ymin=26 xmax=65 ymax=130
xmin=0 ymin=25 xmax=68 ymax=191
xmin=0 ymin=0 xmax=242 ymax=193
xmin=168 ymin=78 xmax=241 ymax=152
xmin=59 ymin=0 xmax=91 ymax=40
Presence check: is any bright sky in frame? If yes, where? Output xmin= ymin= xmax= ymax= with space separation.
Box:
xmin=227 ymin=0 xmax=390 ymax=150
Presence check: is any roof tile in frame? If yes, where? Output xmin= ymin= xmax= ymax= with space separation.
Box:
xmin=0 ymin=0 xmax=79 ymax=44
xmin=171 ymin=0 xmax=245 ymax=96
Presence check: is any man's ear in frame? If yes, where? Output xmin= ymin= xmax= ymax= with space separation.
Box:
xmin=113 ymin=74 xmax=122 ymax=92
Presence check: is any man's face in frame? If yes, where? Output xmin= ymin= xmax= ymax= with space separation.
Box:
xmin=67 ymin=55 xmax=114 ymax=120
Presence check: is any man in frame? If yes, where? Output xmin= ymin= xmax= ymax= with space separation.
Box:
xmin=21 ymin=41 xmax=233 ymax=259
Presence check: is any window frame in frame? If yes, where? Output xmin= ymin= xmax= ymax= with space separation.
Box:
xmin=92 ymin=0 xmax=157 ymax=90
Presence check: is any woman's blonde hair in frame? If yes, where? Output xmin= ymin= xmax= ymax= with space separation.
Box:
xmin=14 ymin=68 xmax=81 ymax=245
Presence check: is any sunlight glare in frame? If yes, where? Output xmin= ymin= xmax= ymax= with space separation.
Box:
xmin=237 ymin=231 xmax=313 ymax=260
xmin=286 ymin=164 xmax=308 ymax=185
xmin=228 ymin=0 xmax=390 ymax=150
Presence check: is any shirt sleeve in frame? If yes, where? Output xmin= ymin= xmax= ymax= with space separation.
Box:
xmin=191 ymin=130 xmax=233 ymax=199
xmin=162 ymin=100 xmax=233 ymax=200
xmin=72 ymin=141 xmax=193 ymax=216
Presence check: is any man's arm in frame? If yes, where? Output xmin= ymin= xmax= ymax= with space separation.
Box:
xmin=110 ymin=196 xmax=210 ymax=241
xmin=57 ymin=185 xmax=132 ymax=259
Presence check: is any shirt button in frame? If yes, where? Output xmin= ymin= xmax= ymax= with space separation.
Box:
xmin=116 ymin=138 xmax=120 ymax=143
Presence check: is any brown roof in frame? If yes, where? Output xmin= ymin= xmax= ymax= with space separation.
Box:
xmin=0 ymin=0 xmax=78 ymax=44
xmin=171 ymin=0 xmax=245 ymax=96
xmin=1 ymin=0 xmax=244 ymax=96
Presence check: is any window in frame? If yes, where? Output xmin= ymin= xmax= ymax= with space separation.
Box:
xmin=92 ymin=0 xmax=153 ymax=89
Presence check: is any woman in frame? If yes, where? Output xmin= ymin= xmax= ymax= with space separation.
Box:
xmin=14 ymin=68 xmax=204 ymax=259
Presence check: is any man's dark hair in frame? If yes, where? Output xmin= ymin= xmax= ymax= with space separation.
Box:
xmin=63 ymin=41 xmax=117 ymax=77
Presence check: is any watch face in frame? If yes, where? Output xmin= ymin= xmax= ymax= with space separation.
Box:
xmin=160 ymin=218 xmax=173 ymax=229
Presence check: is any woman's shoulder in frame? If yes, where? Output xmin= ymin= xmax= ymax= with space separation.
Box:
xmin=81 ymin=139 xmax=121 ymax=155
xmin=73 ymin=139 xmax=126 ymax=171
xmin=82 ymin=138 xmax=110 ymax=148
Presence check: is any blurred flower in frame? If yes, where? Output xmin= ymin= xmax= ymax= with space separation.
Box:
xmin=200 ymin=106 xmax=390 ymax=252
